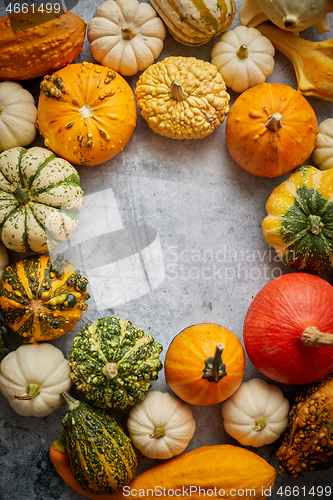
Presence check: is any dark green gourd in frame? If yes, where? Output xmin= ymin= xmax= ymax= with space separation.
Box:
xmin=59 ymin=392 xmax=137 ymax=495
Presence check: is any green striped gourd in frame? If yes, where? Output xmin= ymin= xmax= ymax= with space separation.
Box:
xmin=150 ymin=0 xmax=236 ymax=46
xmin=0 ymin=146 xmax=83 ymax=253
xmin=58 ymin=392 xmax=137 ymax=494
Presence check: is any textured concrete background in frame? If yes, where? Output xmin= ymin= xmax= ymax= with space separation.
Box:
xmin=0 ymin=0 xmax=333 ymax=498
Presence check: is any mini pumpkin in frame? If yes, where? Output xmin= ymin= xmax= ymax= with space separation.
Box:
xmin=88 ymin=0 xmax=166 ymax=76
xmin=0 ymin=343 xmax=72 ymax=417
xmin=211 ymin=26 xmax=275 ymax=93
xmin=164 ymin=323 xmax=245 ymax=406
xmin=225 ymin=82 xmax=318 ymax=177
xmin=312 ymin=118 xmax=333 ymax=170
xmin=0 ymin=81 xmax=37 ymax=152
xmin=0 ymin=253 xmax=89 ymax=344
xmin=127 ymin=391 xmax=196 ymax=459
xmin=135 ymin=56 xmax=230 ymax=140
xmin=262 ymin=165 xmax=333 ymax=273
xmin=221 ymin=378 xmax=290 ymax=447
xmin=0 ymin=146 xmax=83 ymax=253
xmin=37 ymin=62 xmax=137 ymax=167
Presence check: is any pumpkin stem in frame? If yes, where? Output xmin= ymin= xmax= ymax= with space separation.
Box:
xmin=149 ymin=427 xmax=166 ymax=439
xmin=13 ymin=186 xmax=30 ymax=205
xmin=121 ymin=27 xmax=136 ymax=40
xmin=53 ymin=429 xmax=67 ymax=453
xmin=307 ymin=215 xmax=324 ymax=235
xmin=301 ymin=327 xmax=333 ymax=347
xmin=79 ymin=103 xmax=94 ymax=119
xmin=236 ymin=44 xmax=249 ymax=60
xmin=252 ymin=417 xmax=266 ymax=432
xmin=102 ymin=362 xmax=119 ymax=379
xmin=265 ymin=112 xmax=283 ymax=132
xmin=283 ymin=16 xmax=297 ymax=30
xmin=15 ymin=383 xmax=41 ymax=400
xmin=61 ymin=391 xmax=81 ymax=411
xmin=202 ymin=343 xmax=227 ymax=383
xmin=169 ymin=80 xmax=189 ymax=102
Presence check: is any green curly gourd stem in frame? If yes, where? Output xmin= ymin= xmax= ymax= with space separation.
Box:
xmin=13 ymin=186 xmax=30 ymax=204
xmin=301 ymin=326 xmax=333 ymax=347
xmin=170 ymin=80 xmax=189 ymax=102
xmin=236 ymin=44 xmax=249 ymax=59
xmin=202 ymin=343 xmax=227 ymax=383
xmin=15 ymin=383 xmax=41 ymax=400
xmin=149 ymin=427 xmax=166 ymax=439
xmin=307 ymin=215 xmax=324 ymax=235
xmin=253 ymin=417 xmax=266 ymax=432
xmin=61 ymin=391 xmax=81 ymax=411
xmin=53 ymin=429 xmax=67 ymax=453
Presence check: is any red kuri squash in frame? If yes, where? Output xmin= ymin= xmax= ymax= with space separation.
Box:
xmin=243 ymin=273 xmax=333 ymax=385
xmin=165 ymin=323 xmax=245 ymax=405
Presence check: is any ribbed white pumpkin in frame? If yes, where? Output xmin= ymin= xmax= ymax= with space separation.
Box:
xmin=0 ymin=81 xmax=37 ymax=152
xmin=88 ymin=0 xmax=166 ymax=76
xmin=0 ymin=343 xmax=72 ymax=417
xmin=221 ymin=378 xmax=290 ymax=447
xmin=312 ymin=118 xmax=333 ymax=170
xmin=239 ymin=0 xmax=332 ymax=34
xmin=150 ymin=0 xmax=236 ymax=46
xmin=211 ymin=26 xmax=275 ymax=93
xmin=127 ymin=391 xmax=196 ymax=459
xmin=0 ymin=146 xmax=83 ymax=253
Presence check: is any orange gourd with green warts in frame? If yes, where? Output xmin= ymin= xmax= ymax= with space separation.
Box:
xmin=164 ymin=323 xmax=245 ymax=405
xmin=37 ymin=62 xmax=137 ymax=167
xmin=0 ymin=253 xmax=89 ymax=343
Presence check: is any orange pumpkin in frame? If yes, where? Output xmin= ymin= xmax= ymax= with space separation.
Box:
xmin=37 ymin=62 xmax=137 ymax=167
xmin=225 ymin=82 xmax=318 ymax=177
xmin=164 ymin=323 xmax=245 ymax=406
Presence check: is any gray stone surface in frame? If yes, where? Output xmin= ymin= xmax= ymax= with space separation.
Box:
xmin=0 ymin=0 xmax=333 ymax=498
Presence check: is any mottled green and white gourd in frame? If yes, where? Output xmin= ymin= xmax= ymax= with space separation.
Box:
xmin=57 ymin=392 xmax=137 ymax=494
xmin=0 ymin=146 xmax=83 ymax=253
xmin=68 ymin=317 xmax=163 ymax=409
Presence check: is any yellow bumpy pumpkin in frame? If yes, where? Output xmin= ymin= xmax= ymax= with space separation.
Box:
xmin=135 ymin=56 xmax=230 ymax=139
xmin=0 ymin=253 xmax=89 ymax=343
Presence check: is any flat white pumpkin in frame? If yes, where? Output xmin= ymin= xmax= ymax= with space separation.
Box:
xmin=0 ymin=81 xmax=37 ymax=153
xmin=87 ymin=0 xmax=166 ymax=76
xmin=127 ymin=391 xmax=196 ymax=459
xmin=0 ymin=146 xmax=83 ymax=253
xmin=221 ymin=378 xmax=290 ymax=447
xmin=211 ymin=26 xmax=275 ymax=93
xmin=0 ymin=343 xmax=72 ymax=417
xmin=312 ymin=118 xmax=333 ymax=170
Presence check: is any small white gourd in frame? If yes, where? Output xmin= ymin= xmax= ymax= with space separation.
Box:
xmin=0 ymin=343 xmax=72 ymax=417
xmin=87 ymin=0 xmax=166 ymax=76
xmin=127 ymin=391 xmax=196 ymax=459
xmin=221 ymin=378 xmax=290 ymax=447
xmin=239 ymin=0 xmax=332 ymax=34
xmin=312 ymin=118 xmax=333 ymax=170
xmin=211 ymin=26 xmax=275 ymax=93
xmin=0 ymin=81 xmax=37 ymax=152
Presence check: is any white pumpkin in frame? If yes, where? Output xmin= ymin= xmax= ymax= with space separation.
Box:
xmin=127 ymin=391 xmax=196 ymax=459
xmin=87 ymin=0 xmax=166 ymax=76
xmin=239 ymin=0 xmax=332 ymax=34
xmin=221 ymin=378 xmax=290 ymax=447
xmin=0 ymin=343 xmax=72 ymax=417
xmin=0 ymin=81 xmax=38 ymax=153
xmin=0 ymin=242 xmax=9 ymax=280
xmin=312 ymin=118 xmax=333 ymax=170
xmin=211 ymin=26 xmax=275 ymax=93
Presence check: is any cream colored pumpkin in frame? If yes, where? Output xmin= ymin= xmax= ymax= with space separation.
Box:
xmin=0 ymin=343 xmax=72 ymax=417
xmin=239 ymin=0 xmax=332 ymax=34
xmin=312 ymin=118 xmax=333 ymax=170
xmin=221 ymin=378 xmax=290 ymax=447
xmin=0 ymin=81 xmax=37 ymax=152
xmin=0 ymin=242 xmax=9 ymax=280
xmin=127 ymin=391 xmax=196 ymax=459
xmin=87 ymin=0 xmax=166 ymax=76
xmin=211 ymin=26 xmax=275 ymax=93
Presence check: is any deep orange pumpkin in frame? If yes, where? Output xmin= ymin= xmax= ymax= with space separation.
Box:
xmin=225 ymin=82 xmax=318 ymax=177
xmin=37 ymin=62 xmax=137 ymax=167
xmin=243 ymin=273 xmax=333 ymax=385
xmin=164 ymin=323 xmax=245 ymax=406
